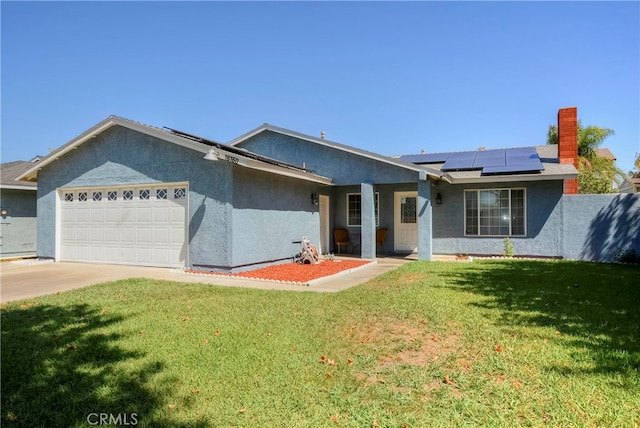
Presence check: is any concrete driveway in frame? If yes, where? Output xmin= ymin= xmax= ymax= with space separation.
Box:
xmin=0 ymin=257 xmax=411 ymax=303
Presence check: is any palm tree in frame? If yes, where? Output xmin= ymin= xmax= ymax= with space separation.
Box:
xmin=547 ymin=121 xmax=625 ymax=193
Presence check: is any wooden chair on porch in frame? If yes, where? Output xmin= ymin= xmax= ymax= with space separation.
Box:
xmin=333 ymin=228 xmax=351 ymax=254
xmin=376 ymin=228 xmax=388 ymax=252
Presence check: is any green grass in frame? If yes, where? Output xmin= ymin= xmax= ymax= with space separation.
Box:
xmin=2 ymin=260 xmax=639 ymax=427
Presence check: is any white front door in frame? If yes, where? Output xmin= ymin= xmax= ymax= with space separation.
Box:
xmin=394 ymin=191 xmax=418 ymax=253
xmin=319 ymin=195 xmax=330 ymax=255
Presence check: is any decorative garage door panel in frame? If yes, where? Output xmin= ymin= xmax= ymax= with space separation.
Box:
xmin=60 ymin=185 xmax=188 ymax=268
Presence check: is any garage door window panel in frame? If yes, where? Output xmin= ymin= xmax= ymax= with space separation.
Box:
xmin=174 ymin=188 xmax=186 ymax=200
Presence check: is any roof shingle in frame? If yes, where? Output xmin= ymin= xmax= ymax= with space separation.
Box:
xmin=0 ymin=160 xmax=38 ymax=189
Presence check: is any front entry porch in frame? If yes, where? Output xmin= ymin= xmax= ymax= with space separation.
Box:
xmin=323 ymin=180 xmax=433 ymax=261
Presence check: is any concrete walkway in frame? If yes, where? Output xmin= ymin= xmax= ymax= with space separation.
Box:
xmin=0 ymin=256 xmax=414 ymax=303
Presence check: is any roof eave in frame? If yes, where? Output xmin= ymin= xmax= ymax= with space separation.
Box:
xmin=16 ymin=116 xmax=332 ymax=186
xmin=448 ymin=172 xmax=578 ymax=184
xmin=16 ymin=116 xmax=216 ymax=182
xmin=239 ymin=157 xmax=333 ymax=185
xmin=0 ymin=183 xmax=37 ymax=190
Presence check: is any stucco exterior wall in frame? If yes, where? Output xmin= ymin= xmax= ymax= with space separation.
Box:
xmin=0 ymin=189 xmax=37 ymax=258
xmin=237 ymin=131 xmax=428 ymax=256
xmin=36 ymin=126 xmax=234 ymax=268
xmin=230 ymin=166 xmax=320 ymax=270
xmin=432 ymin=180 xmax=564 ymax=257
xmin=562 ymin=193 xmax=640 ymax=261
xmin=432 ymin=181 xmax=640 ymax=261
xmin=237 ymin=132 xmax=418 ymax=185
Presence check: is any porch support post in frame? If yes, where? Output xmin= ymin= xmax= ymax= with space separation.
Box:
xmin=417 ymin=177 xmax=433 ymax=261
xmin=360 ymin=182 xmax=376 ymax=259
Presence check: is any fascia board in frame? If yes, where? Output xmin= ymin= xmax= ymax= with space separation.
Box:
xmin=448 ymin=173 xmax=578 ymax=185
xmin=0 ymin=184 xmax=37 ymax=190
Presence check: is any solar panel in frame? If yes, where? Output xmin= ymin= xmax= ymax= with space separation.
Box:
xmin=423 ymin=153 xmax=452 ymax=163
xmin=506 ymin=147 xmax=538 ymax=162
xmin=473 ymin=149 xmax=506 ymax=168
xmin=482 ymin=163 xmax=543 ymax=175
xmin=479 ymin=147 xmax=544 ymax=174
xmin=398 ymin=154 xmax=428 ymax=163
xmin=399 ymin=152 xmax=451 ymax=164
xmin=403 ymin=146 xmax=544 ymax=175
xmin=442 ymin=151 xmax=477 ymax=171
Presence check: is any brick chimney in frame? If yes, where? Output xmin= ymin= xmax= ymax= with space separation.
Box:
xmin=558 ymin=107 xmax=579 ymax=194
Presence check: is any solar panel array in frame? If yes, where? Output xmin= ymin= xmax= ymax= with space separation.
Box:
xmin=399 ymin=147 xmax=543 ymax=175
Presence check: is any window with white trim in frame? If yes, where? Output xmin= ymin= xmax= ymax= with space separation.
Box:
xmin=464 ymin=188 xmax=525 ymax=236
xmin=347 ymin=193 xmax=379 ymax=227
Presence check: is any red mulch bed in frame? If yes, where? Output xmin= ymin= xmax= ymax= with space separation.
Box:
xmin=188 ymin=259 xmax=371 ymax=283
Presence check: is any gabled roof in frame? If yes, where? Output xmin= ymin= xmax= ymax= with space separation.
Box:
xmin=1 ymin=160 xmax=39 ymax=190
xmin=227 ymin=123 xmax=447 ymax=182
xmin=17 ymin=116 xmax=332 ymax=185
xmin=399 ymin=144 xmax=578 ymax=184
xmin=594 ymin=148 xmax=616 ymax=160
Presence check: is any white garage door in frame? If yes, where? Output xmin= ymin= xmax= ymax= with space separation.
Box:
xmin=60 ymin=184 xmax=188 ymax=268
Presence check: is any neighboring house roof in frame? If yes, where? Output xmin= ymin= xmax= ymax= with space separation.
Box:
xmin=0 ymin=160 xmax=39 ymax=190
xmin=398 ymin=144 xmax=578 ymax=184
xmin=227 ymin=123 xmax=447 ymax=182
xmin=620 ymin=177 xmax=640 ymax=192
xmin=17 ymin=116 xmax=333 ymax=185
xmin=595 ymin=148 xmax=616 ymax=160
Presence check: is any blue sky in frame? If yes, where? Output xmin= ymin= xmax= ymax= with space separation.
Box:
xmin=2 ymin=1 xmax=639 ymax=173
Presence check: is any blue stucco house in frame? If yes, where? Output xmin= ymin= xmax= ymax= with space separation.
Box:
xmin=17 ymin=108 xmax=639 ymax=270
xmin=1 ymin=159 xmax=39 ymax=259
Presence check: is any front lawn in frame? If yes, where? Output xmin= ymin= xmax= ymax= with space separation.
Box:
xmin=2 ymin=260 xmax=639 ymax=427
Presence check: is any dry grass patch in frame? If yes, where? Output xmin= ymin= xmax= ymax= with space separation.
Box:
xmin=342 ymin=315 xmax=470 ymax=402
xmin=343 ymin=317 xmax=464 ymax=367
xmin=381 ymin=331 xmax=461 ymax=367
